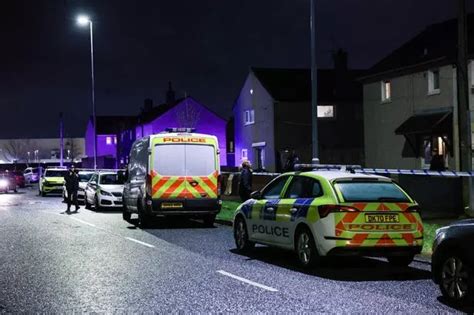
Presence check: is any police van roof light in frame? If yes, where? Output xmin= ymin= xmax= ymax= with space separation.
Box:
xmin=165 ymin=128 xmax=196 ymax=133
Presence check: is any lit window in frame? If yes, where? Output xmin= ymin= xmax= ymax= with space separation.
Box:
xmin=381 ymin=80 xmax=391 ymax=102
xmin=244 ymin=110 xmax=255 ymax=125
xmin=428 ymin=69 xmax=440 ymax=94
xmin=250 ymin=89 xmax=254 ymax=95
xmin=317 ymin=105 xmax=335 ymax=118
xmin=114 ymin=136 xmax=117 ymax=144
xmin=106 ymin=136 xmax=112 ymax=145
xmin=241 ymin=149 xmax=248 ymax=160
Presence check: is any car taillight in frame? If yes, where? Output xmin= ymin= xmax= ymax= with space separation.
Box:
xmin=146 ymin=174 xmax=152 ymax=196
xmin=318 ymin=205 xmax=360 ymax=218
xmin=217 ymin=174 xmax=222 ymax=196
xmin=406 ymin=205 xmax=420 ymax=213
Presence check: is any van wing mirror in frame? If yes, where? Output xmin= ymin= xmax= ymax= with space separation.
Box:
xmin=250 ymin=191 xmax=261 ymax=200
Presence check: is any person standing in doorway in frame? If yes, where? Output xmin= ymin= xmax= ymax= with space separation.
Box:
xmin=64 ymin=165 xmax=80 ymax=213
xmin=239 ymin=160 xmax=253 ymax=202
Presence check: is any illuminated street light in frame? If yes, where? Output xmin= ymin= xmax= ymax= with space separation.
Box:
xmin=76 ymin=14 xmax=97 ymax=169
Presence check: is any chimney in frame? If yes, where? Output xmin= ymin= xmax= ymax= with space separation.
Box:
xmin=333 ymin=48 xmax=348 ymax=72
xmin=166 ymin=81 xmax=176 ymax=105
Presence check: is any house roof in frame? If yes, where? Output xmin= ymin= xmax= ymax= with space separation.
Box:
xmin=362 ymin=13 xmax=474 ymax=81
xmin=139 ymin=96 xmax=227 ymax=124
xmin=94 ymin=116 xmax=137 ymax=135
xmin=250 ymin=67 xmax=365 ymax=103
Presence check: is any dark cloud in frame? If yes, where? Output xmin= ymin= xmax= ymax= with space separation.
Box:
xmin=0 ymin=0 xmax=472 ymax=138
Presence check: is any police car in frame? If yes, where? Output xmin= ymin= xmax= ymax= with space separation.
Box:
xmin=233 ymin=165 xmax=424 ymax=268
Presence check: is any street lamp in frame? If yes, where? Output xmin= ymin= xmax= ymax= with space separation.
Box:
xmin=77 ymin=14 xmax=97 ymax=170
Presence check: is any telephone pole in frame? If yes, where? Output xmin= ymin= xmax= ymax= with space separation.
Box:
xmin=310 ymin=0 xmax=319 ymax=161
xmin=456 ymin=0 xmax=472 ymax=213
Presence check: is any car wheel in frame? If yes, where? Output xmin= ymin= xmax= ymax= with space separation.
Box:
xmin=84 ymin=197 xmax=91 ymax=210
xmin=233 ymin=216 xmax=255 ymax=252
xmin=122 ymin=204 xmax=131 ymax=222
xmin=439 ymin=255 xmax=473 ymax=304
xmin=387 ymin=254 xmax=414 ymax=267
xmin=94 ymin=196 xmax=101 ymax=211
xmin=296 ymin=227 xmax=320 ymax=268
xmin=203 ymin=214 xmax=216 ymax=227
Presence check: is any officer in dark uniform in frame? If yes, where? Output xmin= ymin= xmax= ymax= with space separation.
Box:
xmin=64 ymin=165 xmax=80 ymax=213
xmin=239 ymin=160 xmax=253 ymax=202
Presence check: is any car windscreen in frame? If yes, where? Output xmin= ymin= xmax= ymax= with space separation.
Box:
xmin=334 ymin=181 xmax=410 ymax=202
xmin=99 ymin=174 xmax=124 ymax=185
xmin=79 ymin=172 xmax=94 ymax=182
xmin=45 ymin=170 xmax=68 ymax=177
xmin=153 ymin=144 xmax=216 ymax=176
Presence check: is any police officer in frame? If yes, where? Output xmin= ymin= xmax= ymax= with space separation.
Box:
xmin=64 ymin=165 xmax=80 ymax=213
xmin=239 ymin=160 xmax=253 ymax=202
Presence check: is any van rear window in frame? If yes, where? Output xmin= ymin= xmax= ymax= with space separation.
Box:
xmin=334 ymin=181 xmax=410 ymax=203
xmin=153 ymin=144 xmax=215 ymax=176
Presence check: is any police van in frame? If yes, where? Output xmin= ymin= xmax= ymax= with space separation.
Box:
xmin=233 ymin=164 xmax=424 ymax=268
xmin=122 ymin=129 xmax=221 ymax=227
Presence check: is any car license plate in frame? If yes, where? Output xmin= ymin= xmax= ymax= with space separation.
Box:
xmin=161 ymin=202 xmax=183 ymax=209
xmin=365 ymin=214 xmax=399 ymax=223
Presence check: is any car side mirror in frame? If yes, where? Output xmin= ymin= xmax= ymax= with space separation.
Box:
xmin=250 ymin=191 xmax=261 ymax=200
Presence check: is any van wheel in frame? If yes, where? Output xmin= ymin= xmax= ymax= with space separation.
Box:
xmin=295 ymin=227 xmax=320 ymax=268
xmin=234 ymin=216 xmax=254 ymax=252
xmin=203 ymin=214 xmax=216 ymax=227
xmin=122 ymin=204 xmax=131 ymax=222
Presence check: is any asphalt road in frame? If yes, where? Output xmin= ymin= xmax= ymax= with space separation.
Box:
xmin=0 ymin=187 xmax=467 ymax=313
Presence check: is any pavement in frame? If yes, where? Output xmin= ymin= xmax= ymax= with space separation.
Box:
xmin=0 ymin=187 xmax=468 ymax=313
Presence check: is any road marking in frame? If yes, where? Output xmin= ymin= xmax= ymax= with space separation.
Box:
xmin=125 ymin=237 xmax=155 ymax=248
xmin=216 ymin=270 xmax=278 ymax=292
xmin=70 ymin=217 xmax=97 ymax=227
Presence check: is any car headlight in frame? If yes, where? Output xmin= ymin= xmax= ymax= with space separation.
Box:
xmin=0 ymin=179 xmax=8 ymax=187
xmin=99 ymin=189 xmax=112 ymax=196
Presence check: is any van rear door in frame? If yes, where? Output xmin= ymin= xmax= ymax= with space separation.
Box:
xmin=184 ymin=144 xmax=218 ymax=200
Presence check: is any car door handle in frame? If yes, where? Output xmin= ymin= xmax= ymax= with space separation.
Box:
xmin=266 ymin=207 xmax=275 ymax=212
xmin=290 ymin=208 xmax=298 ymax=213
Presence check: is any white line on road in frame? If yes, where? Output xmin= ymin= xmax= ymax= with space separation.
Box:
xmin=124 ymin=237 xmax=155 ymax=248
xmin=216 ymin=270 xmax=278 ymax=292
xmin=70 ymin=217 xmax=97 ymax=227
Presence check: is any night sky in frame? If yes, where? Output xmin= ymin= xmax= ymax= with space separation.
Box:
xmin=1 ymin=0 xmax=473 ymax=139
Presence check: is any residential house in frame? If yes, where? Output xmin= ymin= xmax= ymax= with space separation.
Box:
xmin=233 ymin=51 xmax=365 ymax=172
xmin=360 ymin=14 xmax=474 ymax=170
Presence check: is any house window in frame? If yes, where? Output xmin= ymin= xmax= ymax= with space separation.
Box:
xmin=244 ymin=110 xmax=255 ymax=125
xmin=241 ymin=149 xmax=248 ymax=160
xmin=428 ymin=69 xmax=440 ymax=94
xmin=381 ymin=80 xmax=391 ymax=102
xmin=129 ymin=130 xmax=133 ymax=140
xmin=106 ymin=136 xmax=112 ymax=145
xmin=317 ymin=105 xmax=335 ymax=118
xmin=114 ymin=136 xmax=117 ymax=145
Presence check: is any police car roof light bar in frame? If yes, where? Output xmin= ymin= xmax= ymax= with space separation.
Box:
xmin=165 ymin=127 xmax=196 ymax=133
xmin=294 ymin=164 xmax=362 ymax=173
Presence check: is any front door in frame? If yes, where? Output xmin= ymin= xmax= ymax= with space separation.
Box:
xmin=250 ymin=175 xmax=290 ymax=243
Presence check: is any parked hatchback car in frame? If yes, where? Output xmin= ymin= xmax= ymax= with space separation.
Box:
xmin=62 ymin=170 xmax=94 ymax=203
xmin=0 ymin=173 xmax=17 ymax=193
xmin=85 ymin=171 xmax=125 ymax=210
xmin=23 ymin=167 xmax=40 ymax=184
xmin=432 ymin=220 xmax=474 ymax=305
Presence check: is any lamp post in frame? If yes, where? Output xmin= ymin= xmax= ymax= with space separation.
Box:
xmin=77 ymin=15 xmax=97 ymax=169
xmin=310 ymin=0 xmax=319 ymax=162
